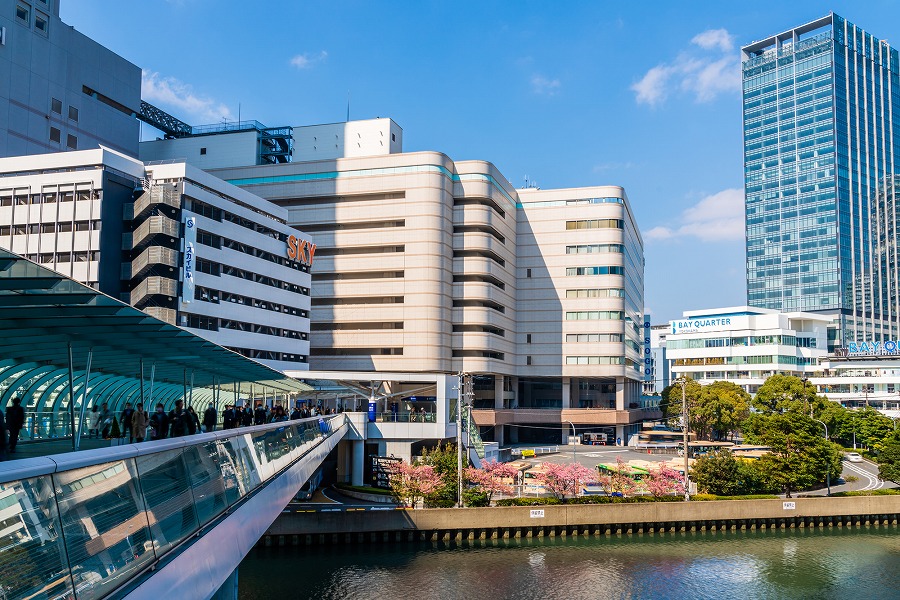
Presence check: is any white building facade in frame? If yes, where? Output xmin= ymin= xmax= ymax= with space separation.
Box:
xmin=0 ymin=148 xmax=313 ymax=371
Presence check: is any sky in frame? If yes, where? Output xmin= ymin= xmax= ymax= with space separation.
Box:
xmin=60 ymin=0 xmax=900 ymax=324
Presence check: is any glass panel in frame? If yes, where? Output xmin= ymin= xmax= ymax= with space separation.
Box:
xmin=220 ymin=435 xmax=263 ymax=496
xmin=182 ymin=442 xmax=233 ymax=527
xmin=54 ymin=459 xmax=155 ymax=600
xmin=0 ymin=475 xmax=72 ymax=600
xmin=136 ymin=449 xmax=199 ymax=556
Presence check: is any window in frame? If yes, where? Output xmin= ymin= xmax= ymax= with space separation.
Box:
xmin=391 ymin=133 xmax=396 ymax=142
xmin=526 ymin=334 xmax=532 ymax=344
xmin=66 ymin=134 xmax=77 ymax=149
xmin=526 ymin=356 xmax=532 ymax=366
xmin=200 ymin=147 xmax=207 ymax=155
xmin=34 ymin=10 xmax=47 ymax=33
xmin=68 ymin=105 xmax=78 ymax=121
xmin=526 ymin=268 xmax=532 ymax=278
xmin=51 ymin=98 xmax=62 ymax=114
xmin=49 ymin=127 xmax=61 ymax=143
xmin=15 ymin=3 xmax=29 ymax=25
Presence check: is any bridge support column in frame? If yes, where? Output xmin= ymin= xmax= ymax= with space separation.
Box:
xmin=211 ymin=567 xmax=239 ymax=600
xmin=351 ymin=440 xmax=365 ymax=487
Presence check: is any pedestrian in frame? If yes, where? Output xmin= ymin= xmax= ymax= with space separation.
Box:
xmin=168 ymin=400 xmax=192 ymax=437
xmin=204 ymin=402 xmax=217 ymax=432
xmin=149 ymin=403 xmax=168 ymax=441
xmin=6 ymin=397 xmax=25 ymax=454
xmin=87 ymin=405 xmax=101 ymax=439
xmin=242 ymin=405 xmax=253 ymax=427
xmin=254 ymin=403 xmax=266 ymax=426
xmin=99 ymin=402 xmax=112 ymax=439
xmin=272 ymin=406 xmax=288 ymax=422
xmin=223 ymin=404 xmax=235 ymax=430
xmin=290 ymin=404 xmax=302 ymax=420
xmin=131 ymin=402 xmax=149 ymax=443
xmin=187 ymin=406 xmax=201 ymax=434
xmin=0 ymin=406 xmax=7 ymax=461
xmin=120 ymin=402 xmax=135 ymax=442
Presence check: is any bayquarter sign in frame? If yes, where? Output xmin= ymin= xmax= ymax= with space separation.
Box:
xmin=287 ymin=235 xmax=316 ymax=267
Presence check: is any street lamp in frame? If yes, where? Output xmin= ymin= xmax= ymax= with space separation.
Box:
xmin=812 ymin=417 xmax=831 ymax=496
xmin=678 ymin=377 xmax=691 ymax=501
xmin=565 ymin=420 xmax=576 ymax=463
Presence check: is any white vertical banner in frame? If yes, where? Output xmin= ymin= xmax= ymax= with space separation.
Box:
xmin=182 ymin=217 xmax=196 ymax=303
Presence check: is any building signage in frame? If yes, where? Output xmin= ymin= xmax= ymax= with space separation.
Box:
xmin=287 ymin=235 xmax=316 ymax=267
xmin=643 ymin=317 xmax=652 ymax=381
xmin=670 ymin=316 xmax=750 ymax=335
xmin=847 ymin=341 xmax=900 ymax=356
xmin=182 ymin=217 xmax=196 ymax=303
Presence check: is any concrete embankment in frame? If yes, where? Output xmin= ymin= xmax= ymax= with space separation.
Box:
xmin=263 ymin=496 xmax=900 ymax=546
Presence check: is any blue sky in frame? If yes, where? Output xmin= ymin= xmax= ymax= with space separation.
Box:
xmin=61 ymin=1 xmax=900 ymax=323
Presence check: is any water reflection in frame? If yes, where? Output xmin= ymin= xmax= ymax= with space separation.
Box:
xmin=240 ymin=527 xmax=900 ymax=600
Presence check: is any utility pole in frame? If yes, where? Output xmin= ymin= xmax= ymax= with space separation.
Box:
xmin=680 ymin=377 xmax=691 ymax=501
xmin=813 ymin=418 xmax=831 ymax=496
xmin=456 ymin=372 xmax=464 ymax=508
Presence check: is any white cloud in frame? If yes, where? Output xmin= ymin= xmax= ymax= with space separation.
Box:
xmin=290 ymin=51 xmax=328 ymax=69
xmin=691 ymin=28 xmax=734 ymax=52
xmin=632 ymin=28 xmax=739 ymax=107
xmin=646 ymin=188 xmax=745 ymax=242
xmin=531 ymin=74 xmax=561 ymax=95
xmin=141 ymin=70 xmax=233 ymax=124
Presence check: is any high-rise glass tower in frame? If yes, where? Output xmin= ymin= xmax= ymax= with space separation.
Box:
xmin=742 ymin=14 xmax=900 ymax=348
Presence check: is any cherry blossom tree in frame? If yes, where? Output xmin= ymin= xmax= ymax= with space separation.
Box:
xmin=464 ymin=460 xmax=519 ymax=503
xmin=536 ymin=462 xmax=597 ymax=501
xmin=389 ymin=461 xmax=442 ymax=508
xmin=642 ymin=463 xmax=685 ymax=498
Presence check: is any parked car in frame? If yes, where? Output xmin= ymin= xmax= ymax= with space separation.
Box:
xmin=844 ymin=452 xmax=864 ymax=463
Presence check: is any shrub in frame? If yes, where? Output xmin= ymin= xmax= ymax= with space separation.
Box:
xmin=463 ymin=488 xmax=490 ymax=507
xmin=830 ymin=489 xmax=900 ymax=497
xmin=495 ymin=497 xmax=562 ymax=507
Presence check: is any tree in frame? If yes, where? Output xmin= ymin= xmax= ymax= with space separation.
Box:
xmin=752 ymin=374 xmax=821 ymax=414
xmin=535 ymin=462 xmax=597 ymax=501
xmin=389 ymin=461 xmax=442 ymax=508
xmin=691 ymin=450 xmax=767 ymax=496
xmin=660 ymin=378 xmax=702 ymax=427
xmin=642 ymin=463 xmax=685 ymax=497
xmin=696 ymin=381 xmax=750 ymax=441
xmin=877 ymin=437 xmax=900 ymax=484
xmin=464 ymin=460 xmax=518 ymax=504
xmin=744 ymin=411 xmax=842 ymax=497
xmin=597 ymin=458 xmax=639 ymax=498
xmin=419 ymin=442 xmax=459 ymax=508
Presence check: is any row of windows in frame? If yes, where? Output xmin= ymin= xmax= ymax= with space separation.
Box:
xmin=522 ymin=197 xmax=623 ymax=208
xmin=195 ymin=285 xmax=309 ymax=318
xmin=181 ymin=313 xmax=307 ymax=340
xmin=190 ymin=198 xmax=286 ymax=242
xmin=318 ymin=245 xmax=405 ymax=257
xmin=565 ymin=311 xmax=624 ymax=320
xmin=311 ymin=322 xmax=403 ymax=331
xmin=566 ymin=333 xmax=624 ymax=343
xmin=311 ymin=296 xmax=404 ymax=306
xmin=311 ymin=347 xmax=403 ymax=356
xmin=565 ymin=244 xmax=624 ymax=254
xmin=565 ymin=288 xmax=624 ymax=299
xmin=452 ymin=350 xmax=505 ymax=360
xmin=0 ymin=220 xmax=100 ymax=235
xmin=194 ymin=258 xmax=309 ymax=296
xmin=19 ymin=251 xmax=97 ymax=264
xmin=452 ymin=324 xmax=505 ymax=337
xmin=566 ymin=266 xmax=624 ymax=276
xmin=16 ymin=2 xmax=49 ymax=36
xmin=196 ymin=229 xmax=309 ymax=274
xmin=674 ymin=355 xmax=805 ymax=366
xmin=668 ymin=335 xmax=816 ymax=349
xmin=565 ymin=219 xmax=624 ymax=230
xmin=0 ymin=190 xmax=99 ymax=205
xmin=453 ymin=274 xmax=505 ymax=290
xmin=49 ymin=127 xmax=77 ymax=150
xmin=565 ymin=356 xmax=624 ymax=365
xmin=453 ymin=299 xmax=505 ymax=314
xmin=229 ymin=346 xmax=307 ymax=363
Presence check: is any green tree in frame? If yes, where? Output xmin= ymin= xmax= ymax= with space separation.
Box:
xmin=744 ymin=411 xmax=841 ymax=497
xmin=877 ymin=437 xmax=900 ymax=484
xmin=418 ymin=442 xmax=458 ymax=508
xmin=695 ymin=381 xmax=750 ymax=441
xmin=691 ymin=450 xmax=768 ymax=496
xmin=660 ymin=377 xmax=702 ymax=429
xmin=752 ymin=374 xmax=822 ymax=414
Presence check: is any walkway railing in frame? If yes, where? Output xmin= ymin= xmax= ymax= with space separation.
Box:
xmin=0 ymin=414 xmax=346 ymax=600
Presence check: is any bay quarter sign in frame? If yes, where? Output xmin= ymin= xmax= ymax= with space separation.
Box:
xmin=286 ymin=235 xmax=316 ymax=267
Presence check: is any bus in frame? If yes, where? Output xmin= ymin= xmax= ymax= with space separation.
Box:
xmin=677 ymin=440 xmax=734 ymax=457
xmin=597 ymin=462 xmax=650 ymax=480
xmin=636 ymin=429 xmax=696 ymax=449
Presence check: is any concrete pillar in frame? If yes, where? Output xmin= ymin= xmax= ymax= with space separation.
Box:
xmin=351 ymin=440 xmax=364 ymax=487
xmin=494 ymin=425 xmax=505 ymax=447
xmin=211 ymin=567 xmax=239 ymax=600
xmin=615 ymin=381 xmax=626 ymax=411
xmin=495 ymin=376 xmax=505 ymax=409
xmin=615 ymin=425 xmax=626 ymax=446
xmin=561 ymin=377 xmax=571 ymax=409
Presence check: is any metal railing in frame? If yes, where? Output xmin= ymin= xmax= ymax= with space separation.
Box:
xmin=0 ymin=414 xmax=346 ymax=600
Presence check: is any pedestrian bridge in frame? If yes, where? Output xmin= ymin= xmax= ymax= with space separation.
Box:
xmin=0 ymin=413 xmax=349 ymax=600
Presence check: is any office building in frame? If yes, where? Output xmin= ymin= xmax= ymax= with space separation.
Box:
xmin=0 ymin=0 xmax=141 ymax=157
xmin=0 ymin=147 xmax=313 ymax=371
xmin=196 ymin=137 xmax=651 ymax=445
xmin=742 ymin=13 xmax=900 ymax=349
xmin=643 ymin=324 xmax=671 ymax=395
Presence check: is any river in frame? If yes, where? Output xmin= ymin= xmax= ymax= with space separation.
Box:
xmin=238 ymin=526 xmax=900 ymax=599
